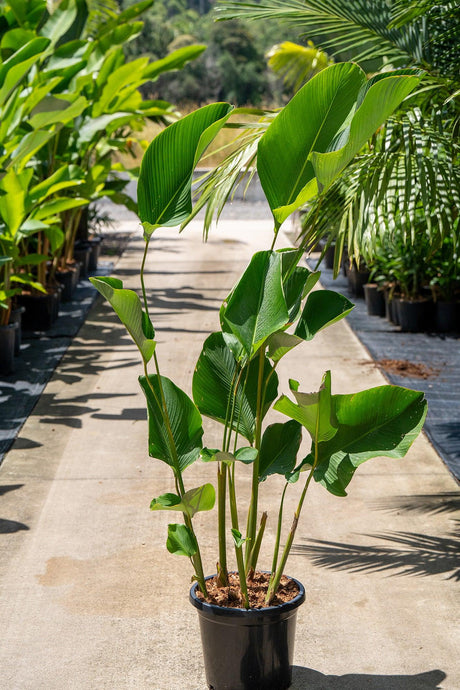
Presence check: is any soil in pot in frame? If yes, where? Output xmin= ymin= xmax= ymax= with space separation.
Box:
xmin=0 ymin=321 xmax=18 ymax=374
xmin=190 ymin=572 xmax=305 ymax=690
xmin=363 ymin=283 xmax=385 ymax=317
xmin=396 ymin=297 xmax=434 ymax=333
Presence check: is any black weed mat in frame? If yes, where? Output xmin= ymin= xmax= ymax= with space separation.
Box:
xmin=0 ymin=260 xmax=114 ymax=464
xmin=308 ymin=255 xmax=460 ymax=483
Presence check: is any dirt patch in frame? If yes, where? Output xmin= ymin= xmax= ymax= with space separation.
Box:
xmin=195 ymin=571 xmax=300 ymax=609
xmin=375 ymin=358 xmax=440 ymax=379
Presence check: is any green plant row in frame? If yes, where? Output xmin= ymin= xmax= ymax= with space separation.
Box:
xmin=0 ymin=0 xmax=205 ymax=325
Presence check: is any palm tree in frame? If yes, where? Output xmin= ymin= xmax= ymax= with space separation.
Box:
xmin=194 ymin=0 xmax=459 ymax=271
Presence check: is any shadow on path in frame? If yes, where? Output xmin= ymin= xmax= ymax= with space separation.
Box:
xmin=292 ymin=523 xmax=460 ymax=581
xmin=291 ymin=667 xmax=446 ymax=689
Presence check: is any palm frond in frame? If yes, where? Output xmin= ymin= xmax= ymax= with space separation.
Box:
xmin=266 ymin=41 xmax=332 ymax=93
xmin=217 ymin=0 xmax=428 ymax=67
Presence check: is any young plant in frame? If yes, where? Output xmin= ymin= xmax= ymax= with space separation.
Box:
xmin=91 ymin=64 xmax=427 ymax=607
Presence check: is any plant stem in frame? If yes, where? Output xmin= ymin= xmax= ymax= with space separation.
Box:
xmin=140 ymin=239 xmax=208 ymax=596
xmin=217 ymin=463 xmax=228 ymax=586
xmin=249 ymin=511 xmax=267 ymax=573
xmin=228 ymin=463 xmax=249 ymax=607
xmin=271 ymin=483 xmax=288 ymax=575
xmin=266 ymin=460 xmax=317 ymax=605
xmin=245 ymin=346 xmax=266 ymax=569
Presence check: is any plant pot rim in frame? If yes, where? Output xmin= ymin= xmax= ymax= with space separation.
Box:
xmin=189 ymin=574 xmax=305 ymax=617
xmin=0 ymin=321 xmax=18 ymax=331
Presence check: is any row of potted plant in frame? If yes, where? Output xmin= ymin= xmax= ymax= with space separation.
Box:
xmin=357 ymin=232 xmax=460 ymax=333
xmin=0 ymin=0 xmax=204 ymax=374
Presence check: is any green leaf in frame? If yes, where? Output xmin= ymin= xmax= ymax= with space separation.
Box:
xmin=259 ymin=420 xmax=302 ymax=481
xmin=308 ymin=385 xmax=427 ymax=496
xmin=222 ymin=250 xmax=289 ymax=358
xmin=266 ymin=331 xmax=303 ymax=362
xmin=142 ymin=44 xmax=207 ymax=80
xmin=274 ymin=370 xmax=338 ymax=443
xmin=139 ymin=374 xmax=203 ymax=473
xmin=28 ymin=95 xmax=87 ymax=129
xmin=257 ymin=63 xmax=422 ymax=226
xmin=166 ymin=523 xmax=197 ymax=557
xmin=295 ymin=290 xmax=354 ymax=341
xmin=192 ymin=331 xmax=278 ymax=444
xmin=231 ymin=528 xmax=248 ymax=549
xmin=89 ymin=276 xmax=155 ymax=362
xmin=235 ymin=447 xmax=258 ymax=464
xmin=150 ymin=483 xmax=215 ymax=517
xmin=137 ymin=102 xmax=233 ymax=234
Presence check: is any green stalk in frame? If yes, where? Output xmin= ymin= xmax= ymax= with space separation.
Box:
xmin=140 ymin=239 xmax=208 ymax=596
xmin=229 ymin=464 xmax=249 ymax=608
xmin=217 ymin=463 xmax=228 ymax=586
xmin=249 ymin=511 xmax=267 ymax=573
xmin=270 ymin=483 xmax=288 ymax=575
xmin=245 ymin=346 xmax=266 ymax=569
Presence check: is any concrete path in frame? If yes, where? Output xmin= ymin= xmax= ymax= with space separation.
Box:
xmin=0 ymin=216 xmax=459 ymax=689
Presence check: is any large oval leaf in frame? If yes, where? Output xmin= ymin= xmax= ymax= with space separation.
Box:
xmin=259 ymin=420 xmax=302 ymax=481
xmin=307 ymin=385 xmax=428 ymax=496
xmin=257 ymin=63 xmax=422 ymax=226
xmin=139 ymin=374 xmax=204 ymax=474
xmin=137 ymin=102 xmax=233 ymax=234
xmin=192 ymin=331 xmax=279 ymax=443
xmin=89 ymin=276 xmax=155 ymax=363
xmin=221 ymin=250 xmax=289 ymax=359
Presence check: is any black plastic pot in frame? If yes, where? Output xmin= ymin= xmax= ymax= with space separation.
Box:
xmin=56 ymin=264 xmax=80 ymax=302
xmin=434 ymin=301 xmax=460 ymax=333
xmin=0 ymin=321 xmax=18 ymax=374
xmin=363 ymin=283 xmax=385 ymax=317
xmin=88 ymin=237 xmax=103 ymax=272
xmin=347 ymin=266 xmax=370 ymax=297
xmin=73 ymin=242 xmax=91 ymax=278
xmin=190 ymin=576 xmax=305 ymax=690
xmin=396 ymin=298 xmax=434 ymax=333
xmin=384 ymin=290 xmax=400 ymax=325
xmin=8 ymin=306 xmax=25 ymax=355
xmin=18 ymin=287 xmax=61 ymax=331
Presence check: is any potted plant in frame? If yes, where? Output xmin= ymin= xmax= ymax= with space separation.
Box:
xmin=91 ymin=65 xmax=427 ymax=690
xmin=428 ymin=234 xmax=460 ymax=333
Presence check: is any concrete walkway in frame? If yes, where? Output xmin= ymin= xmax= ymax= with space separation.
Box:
xmin=0 ymin=216 xmax=459 ymax=689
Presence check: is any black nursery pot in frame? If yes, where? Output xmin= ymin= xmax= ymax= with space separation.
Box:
xmin=0 ymin=321 xmax=18 ymax=374
xmin=18 ymin=287 xmax=61 ymax=331
xmin=363 ymin=283 xmax=385 ymax=317
xmin=9 ymin=306 xmax=25 ymax=355
xmin=190 ymin=577 xmax=305 ymax=690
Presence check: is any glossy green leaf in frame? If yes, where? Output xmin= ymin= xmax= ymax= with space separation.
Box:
xmin=231 ymin=528 xmax=247 ymax=549
xmin=139 ymin=374 xmax=203 ymax=473
xmin=266 ymin=331 xmax=303 ymax=362
xmin=192 ymin=331 xmax=278 ymax=443
xmin=257 ymin=63 xmax=422 ymax=226
xmin=275 ymin=371 xmax=338 ymax=443
xmin=166 ymin=523 xmax=197 ymax=557
xmin=150 ymin=483 xmax=215 ymax=518
xmin=295 ymin=290 xmax=354 ymax=341
xmin=259 ymin=420 xmax=302 ymax=481
xmin=137 ymin=102 xmax=233 ymax=234
xmin=303 ymin=385 xmax=428 ymax=496
xmin=142 ymin=44 xmax=207 ymax=80
xmin=221 ymin=250 xmax=289 ymax=358
xmin=89 ymin=276 xmax=155 ymax=362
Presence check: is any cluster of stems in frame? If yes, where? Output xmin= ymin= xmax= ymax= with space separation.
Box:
xmin=140 ymin=234 xmax=319 ymax=607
